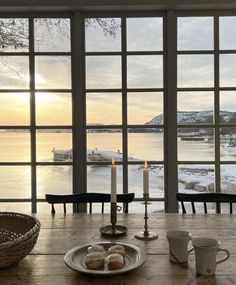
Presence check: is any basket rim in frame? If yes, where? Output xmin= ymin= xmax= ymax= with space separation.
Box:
xmin=0 ymin=212 xmax=41 ymax=249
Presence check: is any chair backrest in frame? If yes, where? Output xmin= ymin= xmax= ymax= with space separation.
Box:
xmin=45 ymin=193 xmax=135 ymax=214
xmin=176 ymin=192 xmax=236 ymax=214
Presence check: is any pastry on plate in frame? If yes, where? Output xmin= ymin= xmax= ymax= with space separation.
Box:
xmin=85 ymin=252 xmax=105 ymax=270
xmin=107 ymin=245 xmax=126 ymax=256
xmin=105 ymin=253 xmax=125 ymax=270
xmin=87 ymin=244 xmax=106 ymax=255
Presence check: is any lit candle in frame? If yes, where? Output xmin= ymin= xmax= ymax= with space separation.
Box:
xmin=111 ymin=158 xmax=117 ymax=203
xmin=143 ymin=161 xmax=149 ymax=194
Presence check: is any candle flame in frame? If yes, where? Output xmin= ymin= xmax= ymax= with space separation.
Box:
xmin=112 ymin=158 xmax=115 ymax=165
xmin=144 ymin=160 xmax=148 ymax=168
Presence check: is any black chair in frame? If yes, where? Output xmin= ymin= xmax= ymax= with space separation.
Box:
xmin=45 ymin=192 xmax=135 ymax=214
xmin=176 ymin=192 xmax=236 ymax=214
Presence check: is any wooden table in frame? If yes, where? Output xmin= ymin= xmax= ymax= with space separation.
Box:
xmin=1 ymin=213 xmax=236 ymax=285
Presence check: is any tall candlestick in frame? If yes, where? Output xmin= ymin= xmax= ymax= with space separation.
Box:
xmin=111 ymin=158 xmax=117 ymax=203
xmin=143 ymin=161 xmax=149 ymax=194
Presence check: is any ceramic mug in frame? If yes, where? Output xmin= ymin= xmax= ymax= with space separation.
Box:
xmin=191 ymin=237 xmax=230 ymax=276
xmin=166 ymin=230 xmax=192 ymax=263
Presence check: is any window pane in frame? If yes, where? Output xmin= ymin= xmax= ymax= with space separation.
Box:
xmin=221 ymin=165 xmax=236 ymax=194
xmin=177 ymin=92 xmax=214 ymax=125
xmin=37 ymin=166 xmax=72 ymax=199
xmin=34 ymin=18 xmax=70 ymax=52
xmin=128 ymin=164 xmax=164 ymax=198
xmin=178 ymin=128 xmax=214 ymax=161
xmin=0 ymin=56 xmax=29 ymax=89
xmin=128 ymin=92 xmax=163 ymax=125
xmin=128 ymin=130 xmax=163 ymax=161
xmin=220 ymin=91 xmax=236 ymax=124
xmin=87 ymin=165 xmax=122 ymax=194
xmin=220 ymin=17 xmax=236 ymax=50
xmin=220 ymin=54 xmax=236 ymax=87
xmin=86 ymin=56 xmax=121 ymax=89
xmin=37 ymin=202 xmax=72 ymax=213
xmin=0 ymin=92 xmax=29 ymax=125
xmin=178 ymin=164 xmax=215 ymax=193
xmin=0 ymin=203 xmax=31 ymax=212
xmin=0 ymin=166 xmax=31 ymax=198
xmin=178 ymin=17 xmax=213 ymax=50
xmin=0 ymin=130 xmax=30 ymax=162
xmin=86 ymin=93 xmax=121 ymax=125
xmin=36 ymin=93 xmax=72 ymax=126
xmin=0 ymin=18 xmax=28 ymax=52
xmin=220 ymin=128 xmax=236 ymax=161
xmin=178 ymin=55 xmax=214 ymax=88
xmin=127 ymin=55 xmax=163 ymax=88
xmin=85 ymin=18 xmax=121 ymax=52
xmin=87 ymin=130 xmax=122 ymax=162
xmin=129 ymin=201 xmax=164 ymax=213
xmin=36 ymin=130 xmax=72 ymax=162
xmin=127 ymin=17 xmax=163 ymax=51
xmin=35 ymin=56 xmax=71 ymax=89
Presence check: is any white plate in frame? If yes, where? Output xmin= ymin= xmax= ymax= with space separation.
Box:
xmin=64 ymin=242 xmax=146 ymax=275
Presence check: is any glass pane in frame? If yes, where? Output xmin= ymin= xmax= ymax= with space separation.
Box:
xmin=0 ymin=130 xmax=30 ymax=162
xmin=128 ymin=130 xmax=163 ymax=161
xmin=0 ymin=203 xmax=31 ymax=212
xmin=178 ymin=128 xmax=214 ymax=161
xmin=128 ymin=92 xmax=163 ymax=125
xmin=37 ymin=165 xmax=72 ymax=199
xmin=0 ymin=92 xmax=29 ymax=125
xmin=36 ymin=93 xmax=72 ymax=125
xmin=0 ymin=56 xmax=29 ymax=89
xmin=220 ymin=128 xmax=236 ymax=161
xmin=220 ymin=54 xmax=236 ymax=87
xmin=220 ymin=17 xmax=236 ymax=50
xmin=178 ymin=17 xmax=213 ymax=50
xmin=127 ymin=55 xmax=163 ymax=88
xmin=0 ymin=18 xmax=29 ymax=52
xmin=221 ymin=165 xmax=236 ymax=194
xmin=178 ymin=164 xmax=215 ymax=193
xmin=34 ymin=18 xmax=70 ymax=52
xmin=178 ymin=55 xmax=214 ymax=88
xmin=85 ymin=18 xmax=121 ymax=52
xmin=86 ymin=56 xmax=121 ymax=89
xmin=177 ymin=92 xmax=214 ymax=124
xmin=86 ymin=93 xmax=121 ymax=125
xmin=220 ymin=91 xmax=236 ymax=124
xmin=36 ymin=130 xmax=72 ymax=162
xmin=129 ymin=201 xmax=164 ymax=213
xmin=87 ymin=165 xmax=122 ymax=194
xmin=87 ymin=130 xmax=122 ymax=162
xmin=0 ymin=166 xmax=31 ymax=198
xmin=127 ymin=17 xmax=163 ymax=51
xmin=37 ymin=202 xmax=72 ymax=213
xmin=128 ymin=164 xmax=164 ymax=198
xmin=35 ymin=56 xmax=71 ymax=89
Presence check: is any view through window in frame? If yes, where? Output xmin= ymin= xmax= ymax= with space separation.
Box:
xmin=0 ymin=13 xmax=236 ymax=213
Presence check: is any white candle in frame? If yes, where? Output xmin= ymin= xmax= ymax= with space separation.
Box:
xmin=111 ymin=158 xmax=117 ymax=203
xmin=143 ymin=161 xmax=149 ymax=194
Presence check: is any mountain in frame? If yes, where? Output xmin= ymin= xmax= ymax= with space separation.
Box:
xmin=146 ymin=111 xmax=236 ymax=125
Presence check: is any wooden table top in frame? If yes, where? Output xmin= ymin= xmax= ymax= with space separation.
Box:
xmin=1 ymin=213 xmax=236 ymax=285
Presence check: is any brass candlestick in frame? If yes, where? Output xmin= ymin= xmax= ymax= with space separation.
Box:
xmin=100 ymin=202 xmax=127 ymax=237
xmin=134 ymin=193 xmax=158 ymax=241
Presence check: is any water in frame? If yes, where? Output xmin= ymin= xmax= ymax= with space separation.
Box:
xmin=0 ymin=132 xmax=236 ymax=212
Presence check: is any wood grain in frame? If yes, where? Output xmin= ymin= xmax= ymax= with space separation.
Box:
xmin=1 ymin=213 xmax=236 ymax=285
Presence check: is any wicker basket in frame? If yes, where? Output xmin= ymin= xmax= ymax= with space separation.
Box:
xmin=0 ymin=212 xmax=41 ymax=268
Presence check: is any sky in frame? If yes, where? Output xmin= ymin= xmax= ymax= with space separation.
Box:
xmin=1 ymin=16 xmax=236 ymax=126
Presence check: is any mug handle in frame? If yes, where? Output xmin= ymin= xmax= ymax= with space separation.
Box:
xmin=216 ymin=248 xmax=230 ymax=264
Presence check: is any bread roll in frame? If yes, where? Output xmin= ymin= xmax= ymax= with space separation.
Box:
xmin=105 ymin=253 xmax=125 ymax=270
xmin=88 ymin=244 xmax=106 ymax=255
xmin=85 ymin=252 xmax=105 ymax=270
xmin=108 ymin=245 xmax=126 ymax=256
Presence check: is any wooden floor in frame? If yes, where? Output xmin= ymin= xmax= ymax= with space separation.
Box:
xmin=1 ymin=213 xmax=236 ymax=285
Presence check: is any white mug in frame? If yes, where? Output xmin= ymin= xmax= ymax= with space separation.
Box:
xmin=166 ymin=230 xmax=192 ymax=263
xmin=191 ymin=237 xmax=230 ymax=276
